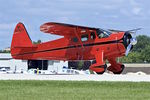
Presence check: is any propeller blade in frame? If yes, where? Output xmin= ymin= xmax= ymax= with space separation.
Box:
xmin=126 ymin=28 xmax=142 ymax=33
xmin=125 ymin=43 xmax=132 ymax=56
xmin=108 ymin=28 xmax=141 ymax=34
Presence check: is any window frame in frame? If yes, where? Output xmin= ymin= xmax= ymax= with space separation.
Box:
xmin=90 ymin=32 xmax=96 ymax=40
xmin=81 ymin=34 xmax=89 ymax=42
xmin=96 ymin=29 xmax=109 ymax=39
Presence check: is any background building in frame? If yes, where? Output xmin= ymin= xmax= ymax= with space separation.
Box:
xmin=0 ymin=53 xmax=27 ymax=71
xmin=0 ymin=53 xmax=68 ymax=73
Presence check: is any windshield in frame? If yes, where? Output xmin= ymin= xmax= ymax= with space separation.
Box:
xmin=96 ymin=29 xmax=112 ymax=38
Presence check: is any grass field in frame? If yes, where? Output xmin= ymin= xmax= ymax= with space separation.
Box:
xmin=0 ymin=80 xmax=150 ymax=100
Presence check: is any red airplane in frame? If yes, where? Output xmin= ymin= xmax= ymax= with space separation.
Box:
xmin=11 ymin=22 xmax=138 ymax=74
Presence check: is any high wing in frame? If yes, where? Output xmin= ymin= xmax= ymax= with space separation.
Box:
xmin=40 ymin=22 xmax=98 ymax=37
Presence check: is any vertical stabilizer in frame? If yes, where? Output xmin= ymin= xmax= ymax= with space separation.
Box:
xmin=11 ymin=22 xmax=33 ymax=58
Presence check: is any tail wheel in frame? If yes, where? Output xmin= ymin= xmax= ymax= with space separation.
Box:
xmin=96 ymin=64 xmax=107 ymax=74
xmin=113 ymin=65 xmax=125 ymax=74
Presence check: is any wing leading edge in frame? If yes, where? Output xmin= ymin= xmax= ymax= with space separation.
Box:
xmin=40 ymin=22 xmax=98 ymax=37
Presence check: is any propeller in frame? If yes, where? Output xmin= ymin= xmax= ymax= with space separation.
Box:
xmin=126 ymin=28 xmax=142 ymax=33
xmin=108 ymin=28 xmax=141 ymax=33
xmin=125 ymin=38 xmax=137 ymax=56
xmin=108 ymin=28 xmax=141 ymax=56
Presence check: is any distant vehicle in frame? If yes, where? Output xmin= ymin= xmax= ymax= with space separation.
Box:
xmin=6 ymin=69 xmax=25 ymax=74
xmin=0 ymin=68 xmax=7 ymax=72
xmin=28 ymin=69 xmax=54 ymax=75
xmin=0 ymin=68 xmax=7 ymax=74
xmin=11 ymin=22 xmax=139 ymax=74
xmin=60 ymin=68 xmax=90 ymax=75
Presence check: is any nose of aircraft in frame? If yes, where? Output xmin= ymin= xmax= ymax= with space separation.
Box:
xmin=130 ymin=38 xmax=137 ymax=45
xmin=124 ymin=32 xmax=137 ymax=56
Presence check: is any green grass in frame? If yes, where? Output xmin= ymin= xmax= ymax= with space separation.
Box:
xmin=0 ymin=80 xmax=150 ymax=100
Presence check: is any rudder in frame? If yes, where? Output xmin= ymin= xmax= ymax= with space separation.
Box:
xmin=11 ymin=22 xmax=32 ymax=48
xmin=11 ymin=22 xmax=33 ymax=58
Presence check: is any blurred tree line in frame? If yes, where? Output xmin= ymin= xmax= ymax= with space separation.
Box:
xmin=0 ymin=40 xmax=42 ymax=53
xmin=0 ymin=50 xmax=10 ymax=53
xmin=120 ymin=35 xmax=150 ymax=63
xmin=33 ymin=40 xmax=42 ymax=44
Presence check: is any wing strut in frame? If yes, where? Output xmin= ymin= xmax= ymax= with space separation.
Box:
xmin=74 ymin=27 xmax=84 ymax=48
xmin=74 ymin=27 xmax=85 ymax=60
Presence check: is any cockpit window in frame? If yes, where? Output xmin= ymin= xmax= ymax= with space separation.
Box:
xmin=81 ymin=34 xmax=88 ymax=42
xmin=90 ymin=32 xmax=96 ymax=40
xmin=96 ymin=29 xmax=111 ymax=38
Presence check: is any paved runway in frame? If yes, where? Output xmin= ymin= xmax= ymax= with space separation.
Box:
xmin=0 ymin=74 xmax=150 ymax=82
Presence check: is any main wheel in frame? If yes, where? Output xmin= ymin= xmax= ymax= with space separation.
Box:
xmin=96 ymin=64 xmax=107 ymax=74
xmin=113 ymin=65 xmax=125 ymax=74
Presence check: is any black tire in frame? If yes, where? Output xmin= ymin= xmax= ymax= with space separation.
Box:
xmin=123 ymin=32 xmax=132 ymax=48
xmin=113 ymin=65 xmax=125 ymax=74
xmin=96 ymin=64 xmax=107 ymax=74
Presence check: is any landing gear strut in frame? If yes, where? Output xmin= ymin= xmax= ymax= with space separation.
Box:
xmin=90 ymin=60 xmax=107 ymax=74
xmin=107 ymin=57 xmax=125 ymax=74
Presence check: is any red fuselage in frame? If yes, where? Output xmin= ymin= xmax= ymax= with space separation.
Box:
xmin=12 ymin=31 xmax=126 ymax=61
xmin=11 ymin=22 xmax=133 ymax=74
